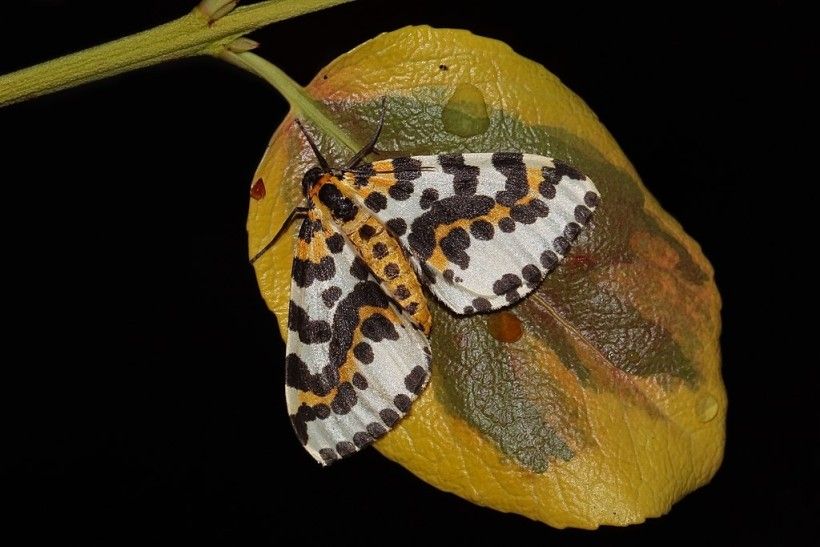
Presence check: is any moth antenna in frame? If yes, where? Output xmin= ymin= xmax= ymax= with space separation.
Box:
xmin=249 ymin=205 xmax=308 ymax=264
xmin=295 ymin=120 xmax=331 ymax=173
xmin=346 ymin=97 xmax=387 ymax=169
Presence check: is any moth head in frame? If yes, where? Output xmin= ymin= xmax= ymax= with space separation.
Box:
xmin=301 ymin=166 xmax=325 ymax=196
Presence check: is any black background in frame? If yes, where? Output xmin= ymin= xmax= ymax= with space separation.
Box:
xmin=2 ymin=1 xmax=815 ymax=544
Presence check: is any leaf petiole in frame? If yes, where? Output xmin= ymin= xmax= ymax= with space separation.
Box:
xmin=218 ymin=50 xmax=362 ymax=154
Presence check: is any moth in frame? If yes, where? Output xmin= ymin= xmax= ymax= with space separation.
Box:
xmin=252 ymin=109 xmax=600 ymax=465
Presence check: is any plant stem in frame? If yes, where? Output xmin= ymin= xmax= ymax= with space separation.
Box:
xmin=220 ymin=50 xmax=362 ymax=153
xmin=0 ymin=0 xmax=353 ymax=107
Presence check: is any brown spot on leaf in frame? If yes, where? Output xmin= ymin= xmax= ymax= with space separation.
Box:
xmin=487 ymin=312 xmax=523 ymax=343
xmin=630 ymin=230 xmax=679 ymax=271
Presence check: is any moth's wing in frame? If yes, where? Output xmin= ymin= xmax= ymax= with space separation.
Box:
xmin=285 ymin=209 xmax=431 ymax=465
xmin=346 ymin=153 xmax=601 ymax=313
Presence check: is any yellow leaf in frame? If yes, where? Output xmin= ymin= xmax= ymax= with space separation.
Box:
xmin=247 ymin=26 xmax=725 ymax=528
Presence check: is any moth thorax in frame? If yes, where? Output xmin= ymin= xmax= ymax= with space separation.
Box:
xmin=317 ymin=181 xmax=358 ymax=222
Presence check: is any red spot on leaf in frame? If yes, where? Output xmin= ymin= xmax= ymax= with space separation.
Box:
xmin=250 ymin=178 xmax=266 ymax=200
xmin=565 ymin=253 xmax=596 ymax=269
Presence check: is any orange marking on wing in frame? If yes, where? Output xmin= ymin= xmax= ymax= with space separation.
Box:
xmin=296 ymin=304 xmax=403 ymax=406
xmin=425 ymin=204 xmax=510 ymax=271
xmin=526 ymin=166 xmax=543 ymax=194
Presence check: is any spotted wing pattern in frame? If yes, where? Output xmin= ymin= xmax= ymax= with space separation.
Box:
xmin=343 ymin=153 xmax=600 ymax=314
xmin=285 ymin=207 xmax=432 ymax=465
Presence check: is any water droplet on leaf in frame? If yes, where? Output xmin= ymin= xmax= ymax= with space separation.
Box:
xmin=696 ymin=394 xmax=718 ymax=422
xmin=442 ymin=83 xmax=490 ymax=137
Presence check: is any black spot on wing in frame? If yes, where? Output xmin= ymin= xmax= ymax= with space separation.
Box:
xmin=349 ymin=257 xmax=370 ymax=280
xmin=542 ymin=159 xmax=585 ymax=186
xmin=493 ymin=273 xmax=522 ymax=296
xmin=388 ymin=181 xmax=414 ymax=201
xmin=288 ymin=301 xmax=331 ymax=344
xmin=353 ymin=163 xmax=375 ymax=188
xmin=285 ymin=354 xmax=338 ymax=397
xmin=314 ymin=404 xmax=330 ymax=419
xmin=404 ymin=366 xmax=427 ymax=394
xmin=553 ymin=236 xmax=570 ymax=256
xmin=361 ymin=313 xmax=399 ymax=342
xmin=390 ymin=157 xmax=423 ymax=180
xmin=470 ymin=219 xmax=494 ymax=240
xmin=290 ymin=403 xmax=315 ymax=445
xmin=291 ymin=406 xmax=347 ymax=461
xmin=292 ymin=255 xmax=335 ymax=288
xmin=575 ymin=204 xmax=593 ymax=224
xmin=553 ymin=159 xmax=585 ymax=181
xmin=325 ymin=233 xmax=345 ymax=254
xmin=352 ymin=372 xmax=368 ymax=390
xmin=284 ymin=354 xmax=311 ymax=392
xmin=541 ymin=250 xmax=559 ymax=271
xmin=330 ymin=382 xmax=357 ymax=415
xmin=353 ymin=431 xmax=374 ymax=448
xmin=440 ymin=227 xmax=471 ymax=269
xmin=394 ymin=394 xmax=411 ymax=412
xmin=366 ymin=422 xmax=387 ymax=438
xmin=472 ymin=297 xmax=492 ymax=312
xmin=492 ymin=152 xmax=528 ymax=207
xmin=420 ymin=263 xmax=437 ymax=285
xmin=584 ymin=191 xmax=600 ymax=208
xmin=336 ymin=441 xmax=356 ymax=457
xmin=539 ymin=178 xmax=557 ymax=199
xmin=419 ymin=188 xmax=439 ymax=209
xmin=564 ymin=222 xmax=581 ymax=241
xmin=498 ymin=217 xmax=515 ymax=233
xmin=510 ymin=204 xmax=539 ymax=224
xmin=439 ymin=153 xmax=479 ymax=196
xmin=522 ymin=264 xmax=541 ymax=287
xmin=491 ymin=273 xmax=523 ymax=303
xmin=364 ymin=191 xmax=387 ymax=212
xmin=386 ymin=218 xmax=407 ymax=237
xmin=321 ymin=286 xmax=342 ymax=308
xmin=353 ymin=342 xmax=374 ymax=364
xmin=530 ymin=199 xmax=550 ymax=217
xmin=380 ymin=408 xmax=400 ymax=427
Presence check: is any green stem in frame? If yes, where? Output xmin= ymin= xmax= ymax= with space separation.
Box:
xmin=220 ymin=50 xmax=361 ymax=153
xmin=0 ymin=0 xmax=353 ymax=107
